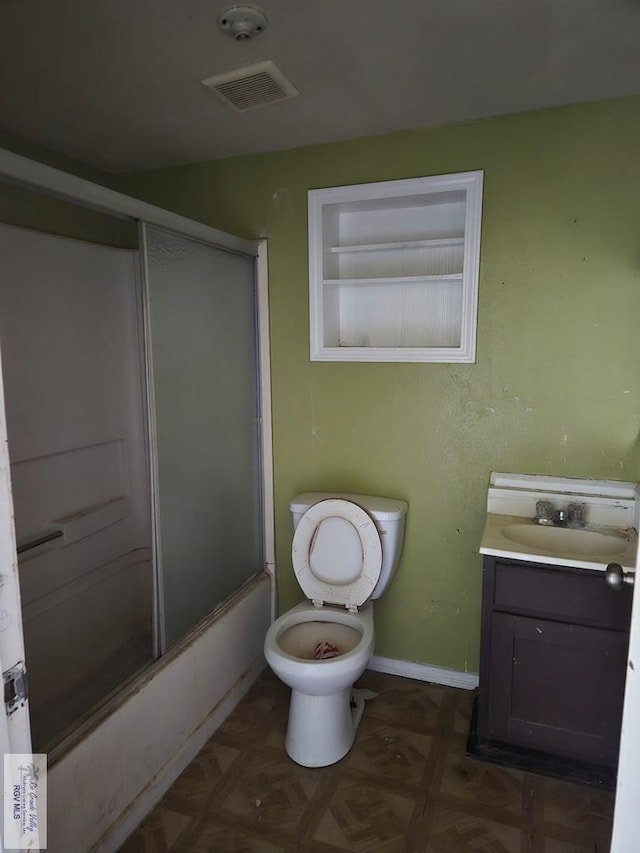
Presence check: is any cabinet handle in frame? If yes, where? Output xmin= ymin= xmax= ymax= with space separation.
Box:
xmin=605 ymin=563 xmax=635 ymax=590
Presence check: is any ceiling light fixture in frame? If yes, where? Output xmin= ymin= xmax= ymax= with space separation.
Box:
xmin=217 ymin=5 xmax=268 ymax=41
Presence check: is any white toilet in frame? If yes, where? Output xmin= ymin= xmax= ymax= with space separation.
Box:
xmin=264 ymin=492 xmax=408 ymax=767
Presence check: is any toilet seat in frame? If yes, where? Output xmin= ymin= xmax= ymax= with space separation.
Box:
xmin=292 ymin=499 xmax=382 ymax=611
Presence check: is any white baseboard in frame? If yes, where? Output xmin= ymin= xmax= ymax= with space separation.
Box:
xmin=369 ymin=655 xmax=479 ymax=690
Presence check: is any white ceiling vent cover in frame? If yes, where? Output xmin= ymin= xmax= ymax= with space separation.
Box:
xmin=201 ymin=60 xmax=298 ymax=113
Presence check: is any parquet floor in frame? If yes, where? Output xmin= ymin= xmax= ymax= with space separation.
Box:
xmin=120 ymin=669 xmax=614 ymax=852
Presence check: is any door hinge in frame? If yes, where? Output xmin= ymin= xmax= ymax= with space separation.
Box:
xmin=4 ymin=662 xmax=28 ymax=716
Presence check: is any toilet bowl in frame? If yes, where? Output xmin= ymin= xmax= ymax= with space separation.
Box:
xmin=264 ymin=492 xmax=407 ymax=767
xmin=265 ymin=600 xmax=374 ymax=767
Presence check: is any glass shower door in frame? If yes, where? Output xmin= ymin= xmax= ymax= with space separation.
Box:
xmin=143 ymin=225 xmax=262 ymax=649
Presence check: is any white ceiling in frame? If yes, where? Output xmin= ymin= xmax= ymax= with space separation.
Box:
xmin=1 ymin=0 xmax=640 ymax=173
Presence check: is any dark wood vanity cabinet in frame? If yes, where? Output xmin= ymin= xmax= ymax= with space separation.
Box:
xmin=477 ymin=556 xmax=632 ymax=770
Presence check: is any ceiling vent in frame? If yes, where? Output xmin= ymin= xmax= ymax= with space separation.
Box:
xmin=201 ymin=60 xmax=298 ymax=113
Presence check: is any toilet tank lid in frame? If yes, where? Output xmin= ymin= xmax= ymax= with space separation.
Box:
xmin=290 ymin=492 xmax=408 ymax=521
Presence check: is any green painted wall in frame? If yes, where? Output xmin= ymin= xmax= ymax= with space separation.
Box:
xmin=118 ymin=96 xmax=640 ymax=673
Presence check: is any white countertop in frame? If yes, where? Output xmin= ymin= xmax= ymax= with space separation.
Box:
xmin=479 ymin=512 xmax=638 ymax=571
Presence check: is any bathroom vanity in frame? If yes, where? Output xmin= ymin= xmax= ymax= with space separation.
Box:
xmin=473 ymin=473 xmax=639 ymax=785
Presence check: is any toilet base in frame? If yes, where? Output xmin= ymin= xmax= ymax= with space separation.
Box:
xmin=285 ymin=687 xmax=358 ymax=767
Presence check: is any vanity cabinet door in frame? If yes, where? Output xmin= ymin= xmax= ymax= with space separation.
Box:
xmin=485 ymin=611 xmax=629 ymax=766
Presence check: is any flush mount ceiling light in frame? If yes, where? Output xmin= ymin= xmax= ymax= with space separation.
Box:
xmin=217 ymin=5 xmax=268 ymax=41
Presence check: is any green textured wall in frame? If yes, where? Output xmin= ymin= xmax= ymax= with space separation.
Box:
xmin=119 ymin=96 xmax=640 ymax=673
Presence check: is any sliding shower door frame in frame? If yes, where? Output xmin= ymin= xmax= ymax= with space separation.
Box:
xmin=0 ymin=145 xmax=276 ymax=697
xmin=138 ymin=223 xmax=166 ymax=657
xmin=139 ymin=223 xmax=273 ymax=655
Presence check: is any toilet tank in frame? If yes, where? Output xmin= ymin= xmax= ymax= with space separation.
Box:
xmin=289 ymin=492 xmax=408 ymax=600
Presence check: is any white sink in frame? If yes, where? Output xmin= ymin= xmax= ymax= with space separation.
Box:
xmin=501 ymin=523 xmax=628 ymax=557
xmin=479 ymin=474 xmax=639 ymax=570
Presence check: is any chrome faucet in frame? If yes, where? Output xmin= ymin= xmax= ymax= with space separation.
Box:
xmin=554 ymin=508 xmax=569 ymax=527
xmin=534 ymin=500 xmax=586 ymax=528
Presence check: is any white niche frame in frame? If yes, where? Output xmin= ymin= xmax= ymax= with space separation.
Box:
xmin=308 ymin=170 xmax=483 ymax=363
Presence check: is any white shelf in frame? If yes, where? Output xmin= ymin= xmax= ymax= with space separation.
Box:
xmin=328 ymin=237 xmax=464 ymax=254
xmin=308 ymin=171 xmax=483 ymax=363
xmin=323 ymin=274 xmax=463 ymax=287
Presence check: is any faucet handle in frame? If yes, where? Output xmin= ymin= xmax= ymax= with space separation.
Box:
xmin=567 ymin=502 xmax=587 ymax=528
xmin=535 ymin=499 xmax=554 ymax=524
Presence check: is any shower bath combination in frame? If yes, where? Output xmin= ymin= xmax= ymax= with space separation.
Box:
xmin=0 ymin=211 xmax=263 ymax=754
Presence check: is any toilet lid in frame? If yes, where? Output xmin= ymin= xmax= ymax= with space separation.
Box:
xmin=292 ymin=499 xmax=383 ymax=609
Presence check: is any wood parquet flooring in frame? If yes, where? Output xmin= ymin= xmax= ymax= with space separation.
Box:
xmin=120 ymin=669 xmax=614 ymax=852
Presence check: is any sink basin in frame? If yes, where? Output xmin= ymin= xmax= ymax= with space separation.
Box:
xmin=501 ymin=523 xmax=628 ymax=557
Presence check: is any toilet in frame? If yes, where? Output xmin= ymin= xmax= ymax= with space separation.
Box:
xmin=264 ymin=492 xmax=408 ymax=767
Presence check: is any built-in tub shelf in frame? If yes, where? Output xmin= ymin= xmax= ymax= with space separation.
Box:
xmin=51 ymin=496 xmax=128 ymax=545
xmin=19 ymin=496 xmax=128 ymax=557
